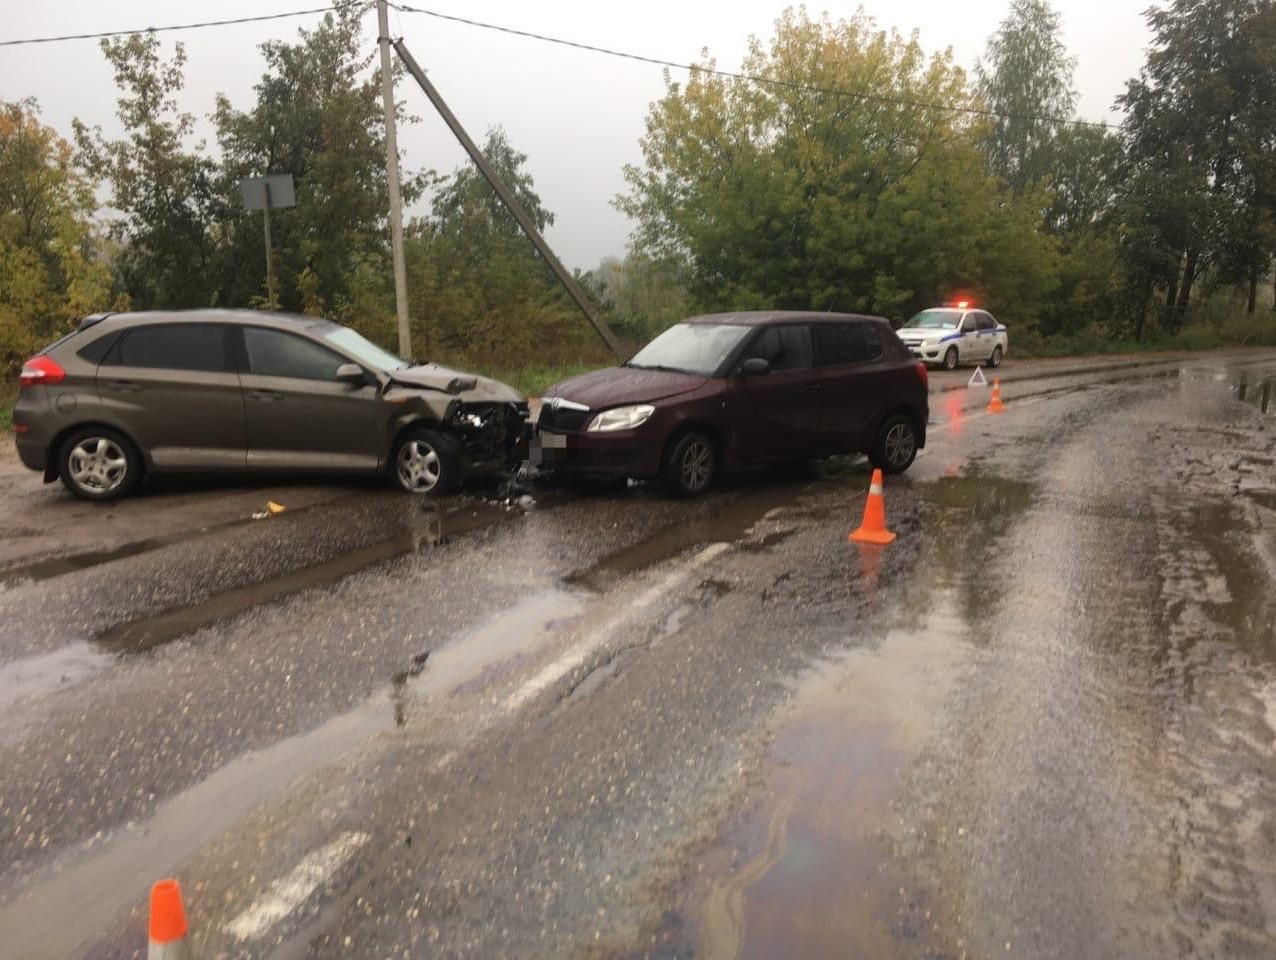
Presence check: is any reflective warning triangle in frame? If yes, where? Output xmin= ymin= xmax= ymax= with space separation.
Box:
xmin=967 ymin=366 xmax=987 ymax=388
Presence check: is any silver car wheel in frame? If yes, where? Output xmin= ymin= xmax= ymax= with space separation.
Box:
xmin=680 ymin=439 xmax=713 ymax=491
xmin=884 ymin=422 xmax=915 ymax=467
xmin=68 ymin=437 xmax=129 ymax=494
xmin=397 ymin=440 xmax=442 ymax=493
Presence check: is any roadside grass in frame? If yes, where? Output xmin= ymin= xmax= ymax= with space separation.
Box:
xmin=0 ymin=387 xmax=14 ymax=433
xmin=1013 ymin=310 xmax=1276 ymax=359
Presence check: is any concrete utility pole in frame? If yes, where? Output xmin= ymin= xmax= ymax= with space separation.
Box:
xmin=261 ymin=182 xmax=275 ymax=308
xmin=393 ymin=39 xmax=627 ymax=360
xmin=378 ymin=0 xmax=413 ymax=359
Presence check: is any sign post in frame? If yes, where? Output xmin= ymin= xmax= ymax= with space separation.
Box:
xmin=239 ymin=174 xmax=296 ymax=309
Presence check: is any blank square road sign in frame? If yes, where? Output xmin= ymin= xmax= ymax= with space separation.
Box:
xmin=239 ymin=173 xmax=296 ymax=210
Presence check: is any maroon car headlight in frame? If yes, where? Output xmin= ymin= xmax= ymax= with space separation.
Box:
xmin=587 ymin=404 xmax=655 ymax=432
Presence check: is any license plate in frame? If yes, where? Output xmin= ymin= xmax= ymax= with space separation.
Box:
xmin=539 ymin=433 xmax=567 ymax=449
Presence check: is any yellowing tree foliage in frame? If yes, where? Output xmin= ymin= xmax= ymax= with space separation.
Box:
xmin=618 ymin=8 xmax=1058 ymax=324
xmin=0 ymin=99 xmax=113 ymax=378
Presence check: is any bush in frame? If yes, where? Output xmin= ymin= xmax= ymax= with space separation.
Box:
xmin=1218 ymin=313 xmax=1276 ymax=347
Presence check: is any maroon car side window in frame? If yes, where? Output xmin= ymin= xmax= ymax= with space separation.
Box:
xmin=815 ymin=323 xmax=882 ymax=365
xmin=745 ymin=325 xmax=812 ymax=371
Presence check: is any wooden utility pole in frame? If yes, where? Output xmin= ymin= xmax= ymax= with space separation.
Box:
xmin=393 ymin=39 xmax=626 ymax=360
xmin=378 ymin=0 xmax=412 ymax=358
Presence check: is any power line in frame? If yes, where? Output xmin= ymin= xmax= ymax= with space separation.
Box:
xmin=0 ymin=2 xmax=367 ymax=48
xmin=390 ymin=3 xmax=1117 ymax=131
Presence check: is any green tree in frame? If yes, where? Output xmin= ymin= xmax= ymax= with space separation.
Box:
xmin=0 ymin=99 xmax=113 ymax=377
xmin=405 ymin=128 xmax=577 ymax=360
xmin=582 ymin=254 xmax=692 ymax=341
xmin=976 ymin=0 xmax=1078 ymax=194
xmin=1036 ymin=126 xmax=1124 ymax=338
xmin=1118 ymin=0 xmax=1276 ymax=322
xmin=618 ymin=7 xmax=1058 ymax=325
xmin=212 ymin=7 xmax=421 ymax=321
xmin=75 ymin=35 xmax=223 ymax=309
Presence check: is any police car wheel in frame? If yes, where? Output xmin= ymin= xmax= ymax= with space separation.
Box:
xmin=943 ymin=347 xmax=958 ymax=371
xmin=989 ymin=345 xmax=1003 ymax=368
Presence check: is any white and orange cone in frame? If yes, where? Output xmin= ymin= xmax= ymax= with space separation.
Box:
xmin=849 ymin=468 xmax=896 ymax=545
xmin=987 ymin=378 xmax=1006 ymax=413
xmin=148 ymin=879 xmax=190 ymax=960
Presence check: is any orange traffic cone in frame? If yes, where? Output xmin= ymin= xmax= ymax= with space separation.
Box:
xmin=849 ymin=468 xmax=896 ymax=545
xmin=987 ymin=378 xmax=1005 ymax=413
xmin=148 ymin=879 xmax=190 ymax=959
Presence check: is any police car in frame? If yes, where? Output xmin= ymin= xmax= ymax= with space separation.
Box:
xmin=896 ymin=302 xmax=1008 ymax=371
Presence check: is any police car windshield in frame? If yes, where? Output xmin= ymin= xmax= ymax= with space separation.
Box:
xmin=903 ymin=309 xmax=961 ymax=331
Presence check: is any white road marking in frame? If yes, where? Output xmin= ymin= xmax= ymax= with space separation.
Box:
xmin=503 ymin=542 xmax=732 ymax=713
xmin=224 ymin=831 xmax=369 ymax=941
xmin=223 ymin=545 xmax=734 ymax=942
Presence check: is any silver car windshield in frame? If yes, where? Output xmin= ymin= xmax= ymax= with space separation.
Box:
xmin=903 ymin=309 xmax=961 ymax=331
xmin=322 ymin=327 xmax=410 ymax=371
xmin=625 ymin=323 xmax=753 ymax=376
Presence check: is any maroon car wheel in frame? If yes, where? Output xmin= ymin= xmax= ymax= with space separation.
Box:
xmin=662 ymin=432 xmax=716 ymax=498
xmin=870 ymin=414 xmax=918 ymax=474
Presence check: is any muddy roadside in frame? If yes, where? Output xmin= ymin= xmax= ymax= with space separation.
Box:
xmin=0 ymin=441 xmax=375 ymax=573
xmin=656 ymin=366 xmax=1276 ymax=960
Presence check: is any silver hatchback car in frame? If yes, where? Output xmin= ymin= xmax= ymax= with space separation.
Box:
xmin=14 ymin=310 xmax=528 ymax=500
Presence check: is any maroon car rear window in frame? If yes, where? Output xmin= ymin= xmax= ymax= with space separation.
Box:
xmin=814 ymin=324 xmax=882 ymax=365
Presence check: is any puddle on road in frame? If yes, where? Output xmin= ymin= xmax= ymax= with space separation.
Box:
xmin=0 ymin=586 xmax=583 ymax=960
xmin=1177 ymin=502 xmax=1276 ymax=666
xmin=92 ymin=501 xmax=518 ymax=655
xmin=1230 ymin=371 xmax=1276 ymax=419
xmin=0 ymin=643 xmax=111 ymax=711
xmin=680 ymin=592 xmax=971 ymax=960
xmin=567 ymin=484 xmax=811 ymax=592
xmin=663 ymin=470 xmax=1034 ymax=960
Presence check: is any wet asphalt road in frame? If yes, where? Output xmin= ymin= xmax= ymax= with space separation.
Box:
xmin=1 ymin=351 xmax=1274 ymax=959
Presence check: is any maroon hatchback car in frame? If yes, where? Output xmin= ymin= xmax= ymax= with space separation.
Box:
xmin=536 ymin=311 xmax=929 ymax=496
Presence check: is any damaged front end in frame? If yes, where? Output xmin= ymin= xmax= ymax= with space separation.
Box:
xmin=449 ymin=400 xmax=531 ymax=474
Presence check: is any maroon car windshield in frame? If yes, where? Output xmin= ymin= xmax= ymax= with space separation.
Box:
xmin=625 ymin=323 xmax=752 ymax=377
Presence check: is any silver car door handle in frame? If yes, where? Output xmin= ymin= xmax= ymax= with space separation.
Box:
xmin=249 ymin=389 xmax=284 ymax=401
xmin=106 ymin=380 xmax=141 ymax=392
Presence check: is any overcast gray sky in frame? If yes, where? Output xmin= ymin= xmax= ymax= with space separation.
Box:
xmin=2 ymin=0 xmax=1150 ymax=270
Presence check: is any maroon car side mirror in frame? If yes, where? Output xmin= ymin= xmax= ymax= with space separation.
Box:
xmin=739 ymin=357 xmax=771 ymax=377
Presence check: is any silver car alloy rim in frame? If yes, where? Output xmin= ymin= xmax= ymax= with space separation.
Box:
xmin=681 ymin=440 xmax=713 ymax=491
xmin=397 ymin=440 xmax=441 ymax=493
xmin=69 ymin=437 xmax=128 ymax=493
xmin=884 ymin=422 xmax=915 ymax=467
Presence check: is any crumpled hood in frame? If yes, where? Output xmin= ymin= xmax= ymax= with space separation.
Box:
xmin=544 ymin=366 xmax=708 ymax=409
xmin=389 ymin=363 xmax=525 ymax=403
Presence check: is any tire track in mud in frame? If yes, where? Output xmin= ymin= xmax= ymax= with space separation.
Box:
xmin=895 ymin=375 xmax=1276 ymax=959
xmin=1144 ymin=391 xmax=1276 ymax=958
